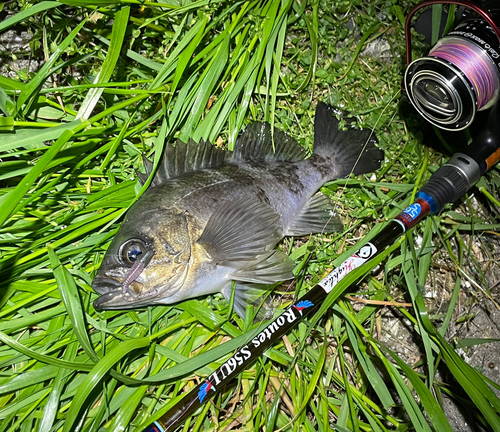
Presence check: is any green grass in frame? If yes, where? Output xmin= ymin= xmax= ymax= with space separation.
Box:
xmin=1 ymin=0 xmax=500 ymax=431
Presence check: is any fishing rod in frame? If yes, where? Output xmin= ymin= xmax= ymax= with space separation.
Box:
xmin=141 ymin=104 xmax=500 ymax=432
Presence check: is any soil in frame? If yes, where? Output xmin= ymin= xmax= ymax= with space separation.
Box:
xmin=378 ymin=231 xmax=500 ymax=431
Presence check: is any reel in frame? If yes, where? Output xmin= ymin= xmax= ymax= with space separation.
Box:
xmin=403 ymin=0 xmax=500 ymax=131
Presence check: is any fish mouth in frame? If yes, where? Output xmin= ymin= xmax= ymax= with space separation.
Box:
xmin=92 ymin=262 xmax=190 ymax=311
xmin=93 ymin=284 xmax=160 ymax=310
xmin=93 ymin=291 xmax=122 ymax=310
xmin=91 ymin=275 xmax=123 ymax=294
xmin=92 ymin=275 xmax=153 ymax=310
xmin=93 ymin=289 xmax=151 ymax=310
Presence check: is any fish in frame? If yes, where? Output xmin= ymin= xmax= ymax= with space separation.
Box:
xmin=92 ymin=102 xmax=384 ymax=317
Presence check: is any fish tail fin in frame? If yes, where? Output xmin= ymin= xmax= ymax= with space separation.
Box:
xmin=313 ymin=102 xmax=384 ymax=177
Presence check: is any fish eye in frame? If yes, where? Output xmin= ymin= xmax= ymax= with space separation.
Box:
xmin=119 ymin=240 xmax=146 ymax=266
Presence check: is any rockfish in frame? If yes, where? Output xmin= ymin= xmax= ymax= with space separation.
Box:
xmin=92 ymin=103 xmax=384 ymax=317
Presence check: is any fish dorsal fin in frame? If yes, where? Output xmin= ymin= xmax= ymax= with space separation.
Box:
xmin=140 ymin=139 xmax=228 ymax=186
xmin=231 ymin=122 xmax=307 ymax=163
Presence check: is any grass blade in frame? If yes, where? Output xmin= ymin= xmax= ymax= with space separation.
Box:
xmin=76 ymin=7 xmax=131 ymax=120
xmin=0 ymin=2 xmax=60 ymax=33
xmin=38 ymin=343 xmax=78 ymax=432
xmin=0 ymin=129 xmax=79 ymax=227
xmin=16 ymin=19 xmax=88 ymax=114
xmin=383 ymin=345 xmax=454 ymax=432
xmin=1 ymin=2 xmax=499 ymax=430
xmin=48 ymin=245 xmax=99 ymax=363
xmin=62 ymin=337 xmax=150 ymax=432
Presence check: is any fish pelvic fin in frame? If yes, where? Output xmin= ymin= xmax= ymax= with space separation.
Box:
xmin=231 ymin=122 xmax=307 ymax=163
xmin=313 ymin=102 xmax=384 ymax=177
xmin=221 ymin=282 xmax=275 ymax=320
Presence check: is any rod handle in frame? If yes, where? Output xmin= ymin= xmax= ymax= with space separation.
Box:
xmin=417 ymin=153 xmax=481 ymax=214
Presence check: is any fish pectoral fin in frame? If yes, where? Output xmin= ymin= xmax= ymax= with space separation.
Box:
xmin=221 ymin=282 xmax=274 ymax=320
xmin=230 ymin=250 xmax=295 ymax=284
xmin=198 ymin=196 xmax=282 ymax=263
xmin=285 ymin=192 xmax=343 ymax=237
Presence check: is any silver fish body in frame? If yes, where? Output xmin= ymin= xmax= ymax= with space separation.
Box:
xmin=92 ymin=103 xmax=384 ymax=316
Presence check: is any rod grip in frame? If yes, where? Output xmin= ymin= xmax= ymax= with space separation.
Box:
xmin=417 ymin=153 xmax=481 ymax=214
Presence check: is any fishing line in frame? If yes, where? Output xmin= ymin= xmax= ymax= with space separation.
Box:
xmin=403 ymin=0 xmax=500 ymax=130
xmin=404 ymin=0 xmax=500 ymax=67
xmin=131 ymin=4 xmax=500 ymax=428
xmin=336 ymin=89 xmax=400 ymax=202
xmin=429 ymin=37 xmax=499 ymax=110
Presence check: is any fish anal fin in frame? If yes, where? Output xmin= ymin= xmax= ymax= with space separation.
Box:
xmin=285 ymin=192 xmax=343 ymax=237
xmin=198 ymin=196 xmax=282 ymax=264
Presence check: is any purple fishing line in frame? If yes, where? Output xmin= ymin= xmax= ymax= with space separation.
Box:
xmin=430 ymin=37 xmax=499 ymax=109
